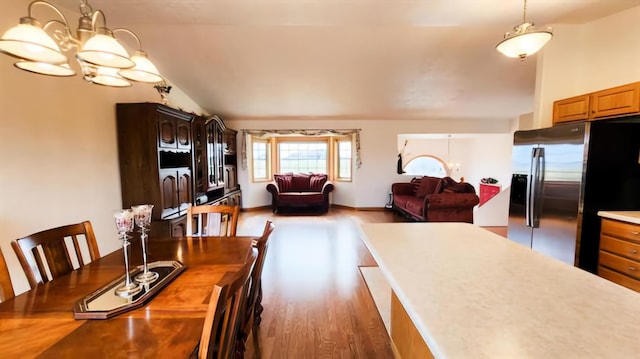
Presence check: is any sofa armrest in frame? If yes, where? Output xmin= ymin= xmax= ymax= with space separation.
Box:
xmin=266 ymin=181 xmax=280 ymax=194
xmin=391 ymin=182 xmax=415 ymax=196
xmin=424 ymin=193 xmax=480 ymax=209
xmin=321 ymin=181 xmax=335 ymax=195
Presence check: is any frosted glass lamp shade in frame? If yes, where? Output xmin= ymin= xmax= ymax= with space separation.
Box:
xmin=0 ymin=21 xmax=66 ymax=64
xmin=496 ymin=23 xmax=552 ymax=59
xmin=15 ymin=61 xmax=76 ymax=76
xmin=91 ymin=65 xmax=131 ymax=87
xmin=119 ymin=51 xmax=163 ymax=83
xmin=76 ymin=33 xmax=134 ymax=69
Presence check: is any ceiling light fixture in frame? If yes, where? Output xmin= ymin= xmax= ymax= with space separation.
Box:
xmin=496 ymin=0 xmax=553 ymax=59
xmin=0 ymin=0 xmax=163 ymax=87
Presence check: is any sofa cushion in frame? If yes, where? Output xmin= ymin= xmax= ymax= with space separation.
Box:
xmin=416 ymin=176 xmax=443 ymax=197
xmin=441 ymin=177 xmax=475 ymax=194
xmin=290 ymin=173 xmax=311 ymax=192
xmin=309 ymin=173 xmax=328 ymax=191
xmin=274 ymin=173 xmax=293 ymax=192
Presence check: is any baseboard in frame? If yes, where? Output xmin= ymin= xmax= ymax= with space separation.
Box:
xmin=242 ymin=204 xmax=388 ymax=212
xmin=331 ymin=204 xmax=387 ymax=211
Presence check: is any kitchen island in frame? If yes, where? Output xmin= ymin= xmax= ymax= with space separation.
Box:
xmin=359 ymin=222 xmax=640 ymax=358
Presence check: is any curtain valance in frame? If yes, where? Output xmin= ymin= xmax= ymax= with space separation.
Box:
xmin=240 ymin=129 xmax=362 ymax=170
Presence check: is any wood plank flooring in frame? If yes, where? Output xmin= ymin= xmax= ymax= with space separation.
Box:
xmin=237 ymin=208 xmax=506 ymax=358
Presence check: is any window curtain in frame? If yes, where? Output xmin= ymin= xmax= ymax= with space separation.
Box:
xmin=240 ymin=129 xmax=362 ymax=170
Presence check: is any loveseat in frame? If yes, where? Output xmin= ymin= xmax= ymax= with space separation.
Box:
xmin=266 ymin=173 xmax=335 ymax=213
xmin=391 ymin=176 xmax=479 ymax=223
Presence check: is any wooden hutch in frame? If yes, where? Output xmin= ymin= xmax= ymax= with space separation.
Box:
xmin=116 ymin=103 xmax=240 ymax=237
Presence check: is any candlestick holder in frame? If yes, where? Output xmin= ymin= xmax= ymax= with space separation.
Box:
xmin=132 ymin=204 xmax=159 ymax=283
xmin=114 ymin=209 xmax=142 ymax=298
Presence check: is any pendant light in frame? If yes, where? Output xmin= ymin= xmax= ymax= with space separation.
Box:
xmin=496 ymin=0 xmax=553 ymax=59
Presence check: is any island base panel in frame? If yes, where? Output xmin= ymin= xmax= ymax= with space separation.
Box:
xmin=391 ymin=291 xmax=434 ymax=359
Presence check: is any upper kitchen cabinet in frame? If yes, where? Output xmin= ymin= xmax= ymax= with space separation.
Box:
xmin=553 ymin=82 xmax=640 ymax=125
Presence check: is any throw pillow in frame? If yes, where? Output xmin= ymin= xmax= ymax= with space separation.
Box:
xmin=274 ymin=173 xmax=293 ymax=192
xmin=309 ymin=173 xmax=328 ymax=191
xmin=415 ymin=176 xmax=443 ymax=197
xmin=441 ymin=177 xmax=474 ymax=193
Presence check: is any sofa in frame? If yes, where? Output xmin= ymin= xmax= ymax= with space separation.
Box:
xmin=266 ymin=173 xmax=335 ymax=213
xmin=391 ymin=176 xmax=479 ymax=223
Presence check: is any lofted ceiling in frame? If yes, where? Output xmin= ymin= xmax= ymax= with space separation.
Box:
xmin=49 ymin=0 xmax=640 ymax=121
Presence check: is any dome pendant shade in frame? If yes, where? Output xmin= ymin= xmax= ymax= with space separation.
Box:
xmin=15 ymin=61 xmax=76 ymax=76
xmin=119 ymin=50 xmax=163 ymax=83
xmin=76 ymin=33 xmax=134 ymax=69
xmin=496 ymin=22 xmax=552 ymax=59
xmin=0 ymin=21 xmax=66 ymax=64
xmin=90 ymin=65 xmax=132 ymax=87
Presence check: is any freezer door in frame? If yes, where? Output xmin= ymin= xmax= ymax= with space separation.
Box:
xmin=531 ymin=124 xmax=587 ymax=265
xmin=508 ymin=132 xmax=539 ymax=248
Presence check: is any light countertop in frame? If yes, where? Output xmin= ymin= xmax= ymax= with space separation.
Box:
xmin=598 ymin=211 xmax=640 ymax=225
xmin=359 ymin=222 xmax=640 ymax=358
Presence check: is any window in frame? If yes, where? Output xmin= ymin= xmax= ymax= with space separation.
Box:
xmin=403 ymin=155 xmax=448 ymax=177
xmin=278 ymin=141 xmax=328 ymax=174
xmin=250 ymin=135 xmax=353 ymax=182
xmin=336 ymin=139 xmax=352 ymax=180
xmin=252 ymin=139 xmax=269 ymax=181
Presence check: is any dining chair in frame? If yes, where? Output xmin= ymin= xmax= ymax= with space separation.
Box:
xmin=11 ymin=221 xmax=101 ymax=289
xmin=196 ymin=250 xmax=257 ymax=359
xmin=0 ymin=248 xmax=15 ymax=303
xmin=236 ymin=220 xmax=275 ymax=357
xmin=186 ymin=204 xmax=240 ymax=237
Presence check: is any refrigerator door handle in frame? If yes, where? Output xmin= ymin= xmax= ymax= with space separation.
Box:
xmin=526 ymin=147 xmax=544 ymax=228
xmin=531 ymin=147 xmax=544 ymax=228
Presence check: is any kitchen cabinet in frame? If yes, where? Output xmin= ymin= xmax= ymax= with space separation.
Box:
xmin=552 ymin=82 xmax=640 ymax=124
xmin=598 ymin=218 xmax=640 ymax=292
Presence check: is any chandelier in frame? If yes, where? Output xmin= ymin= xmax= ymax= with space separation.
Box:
xmin=496 ymin=0 xmax=553 ymax=59
xmin=0 ymin=0 xmax=163 ymax=87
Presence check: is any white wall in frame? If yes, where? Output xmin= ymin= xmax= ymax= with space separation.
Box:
xmin=226 ymin=118 xmax=514 ymax=211
xmin=534 ymin=6 xmax=640 ymax=127
xmin=0 ymin=0 xmax=206 ymax=295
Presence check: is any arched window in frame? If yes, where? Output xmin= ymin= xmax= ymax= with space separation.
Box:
xmin=403 ymin=155 xmax=448 ymax=177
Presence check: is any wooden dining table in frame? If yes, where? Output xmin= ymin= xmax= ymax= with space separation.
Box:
xmin=0 ymin=236 xmax=254 ymax=358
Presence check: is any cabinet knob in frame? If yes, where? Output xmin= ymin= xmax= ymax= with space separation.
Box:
xmin=631 ymin=249 xmax=638 ymax=255
xmin=629 ymin=267 xmax=637 ymax=272
xmin=631 ymin=231 xmax=640 ymax=236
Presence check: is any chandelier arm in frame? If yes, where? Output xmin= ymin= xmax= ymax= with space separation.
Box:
xmin=28 ymin=1 xmax=72 ymax=28
xmin=91 ymin=10 xmax=108 ymax=31
xmin=113 ymin=28 xmax=143 ymax=51
xmin=42 ymin=19 xmax=80 ymax=48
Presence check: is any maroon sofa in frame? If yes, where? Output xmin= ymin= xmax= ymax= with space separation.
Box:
xmin=266 ymin=173 xmax=335 ymax=213
xmin=391 ymin=176 xmax=479 ymax=223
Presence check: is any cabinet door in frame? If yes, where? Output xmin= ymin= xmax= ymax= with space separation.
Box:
xmin=177 ymin=168 xmax=192 ymax=214
xmin=223 ymin=129 xmax=237 ymax=154
xmin=225 ymin=165 xmax=237 ymax=192
xmin=159 ymin=169 xmax=179 ymax=218
xmin=590 ymin=82 xmax=640 ymax=119
xmin=192 ymin=119 xmax=208 ymax=197
xmin=176 ymin=120 xmax=192 ymax=150
xmin=552 ymin=95 xmax=590 ymax=124
xmin=157 ymin=113 xmax=177 ymax=149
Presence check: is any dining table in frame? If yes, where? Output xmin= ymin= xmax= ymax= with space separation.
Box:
xmin=0 ymin=235 xmax=255 ymax=358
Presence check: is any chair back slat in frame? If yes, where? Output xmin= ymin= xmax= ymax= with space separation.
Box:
xmin=187 ymin=205 xmax=240 ymax=237
xmin=12 ymin=221 xmax=100 ymax=289
xmin=198 ymin=251 xmax=256 ymax=359
xmin=0 ymin=249 xmax=14 ymax=303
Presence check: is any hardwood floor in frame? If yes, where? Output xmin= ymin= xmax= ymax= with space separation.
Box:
xmin=237 ymin=208 xmax=507 ymax=358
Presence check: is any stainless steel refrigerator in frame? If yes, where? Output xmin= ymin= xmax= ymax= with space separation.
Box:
xmin=508 ymin=120 xmax=640 ymax=272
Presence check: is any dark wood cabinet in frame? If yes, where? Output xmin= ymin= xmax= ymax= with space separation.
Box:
xmin=117 ymin=103 xmax=241 ymax=237
xmin=116 ymin=103 xmax=195 ymax=237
